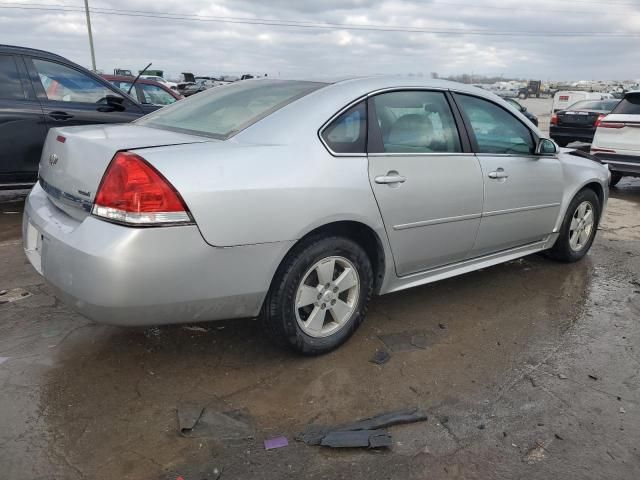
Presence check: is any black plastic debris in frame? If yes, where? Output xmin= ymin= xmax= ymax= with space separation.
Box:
xmin=177 ymin=402 xmax=254 ymax=440
xmin=320 ymin=429 xmax=392 ymax=449
xmin=299 ymin=407 xmax=428 ymax=449
xmin=369 ymin=350 xmax=390 ymax=365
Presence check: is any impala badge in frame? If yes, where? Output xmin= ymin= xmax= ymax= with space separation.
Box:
xmin=48 ymin=154 xmax=59 ymax=166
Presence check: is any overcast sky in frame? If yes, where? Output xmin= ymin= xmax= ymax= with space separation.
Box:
xmin=1 ymin=0 xmax=639 ymax=81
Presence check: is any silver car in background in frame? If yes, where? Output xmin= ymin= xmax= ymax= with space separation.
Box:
xmin=23 ymin=77 xmax=609 ymax=354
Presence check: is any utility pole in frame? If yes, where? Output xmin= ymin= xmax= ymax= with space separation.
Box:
xmin=84 ymin=0 xmax=96 ymax=71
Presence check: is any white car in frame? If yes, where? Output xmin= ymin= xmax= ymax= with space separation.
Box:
xmin=140 ymin=75 xmax=177 ymax=90
xmin=591 ymin=91 xmax=640 ymax=186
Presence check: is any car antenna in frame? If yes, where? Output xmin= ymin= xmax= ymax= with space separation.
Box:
xmin=128 ymin=62 xmax=152 ymax=95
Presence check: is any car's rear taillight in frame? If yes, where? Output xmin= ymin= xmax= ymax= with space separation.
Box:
xmin=551 ymin=114 xmax=558 ymax=125
xmin=594 ymin=114 xmax=606 ymax=127
xmin=92 ymin=151 xmax=192 ymax=226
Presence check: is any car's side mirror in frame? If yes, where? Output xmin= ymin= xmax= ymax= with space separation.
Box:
xmin=536 ymin=138 xmax=557 ymax=156
xmin=521 ymin=106 xmax=527 ymax=112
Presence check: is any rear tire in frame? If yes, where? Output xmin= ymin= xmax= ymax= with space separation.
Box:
xmin=262 ymin=235 xmax=373 ymax=355
xmin=610 ymin=173 xmax=623 ymax=188
xmin=546 ymin=189 xmax=601 ymax=263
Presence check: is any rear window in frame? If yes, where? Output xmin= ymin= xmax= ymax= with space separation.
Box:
xmin=611 ymin=93 xmax=640 ymax=115
xmin=137 ymin=80 xmax=325 ymax=139
xmin=567 ymin=100 xmax=619 ymax=111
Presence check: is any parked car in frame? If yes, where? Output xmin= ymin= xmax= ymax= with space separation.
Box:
xmin=552 ymin=91 xmax=612 ymax=113
xmin=23 ymin=78 xmax=609 ymax=354
xmin=591 ymin=90 xmax=640 ymax=186
xmin=182 ymin=79 xmax=213 ymax=97
xmin=139 ymin=75 xmax=177 ymax=91
xmin=504 ymin=97 xmax=539 ymax=126
xmin=0 ymin=44 xmax=157 ymax=188
xmin=103 ymin=75 xmax=182 ymax=107
xmin=550 ymin=99 xmax=620 ymax=147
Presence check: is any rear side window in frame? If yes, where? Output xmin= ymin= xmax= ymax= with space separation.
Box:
xmin=456 ymin=94 xmax=534 ymax=155
xmin=138 ymin=80 xmax=326 ymax=139
xmin=371 ymin=91 xmax=462 ymax=153
xmin=612 ymin=93 xmax=640 ymax=114
xmin=321 ymin=101 xmax=366 ymax=154
xmin=0 ymin=55 xmax=25 ymax=100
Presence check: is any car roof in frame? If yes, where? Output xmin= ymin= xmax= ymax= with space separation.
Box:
xmin=320 ymin=75 xmax=501 ymax=99
xmin=0 ymin=43 xmax=69 ymax=61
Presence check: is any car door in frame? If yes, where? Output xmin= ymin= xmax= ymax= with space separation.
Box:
xmin=453 ymin=93 xmax=563 ymax=257
xmin=366 ymin=90 xmax=484 ymax=276
xmin=0 ymin=54 xmax=47 ymax=185
xmin=25 ymin=57 xmax=144 ymax=128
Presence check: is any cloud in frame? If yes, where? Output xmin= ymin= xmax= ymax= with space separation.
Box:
xmin=1 ymin=0 xmax=639 ymax=81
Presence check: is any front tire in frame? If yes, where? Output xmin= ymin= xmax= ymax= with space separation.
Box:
xmin=263 ymin=235 xmax=373 ymax=355
xmin=547 ymin=189 xmax=601 ymax=262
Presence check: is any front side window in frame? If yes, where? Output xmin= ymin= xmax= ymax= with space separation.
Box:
xmin=321 ymin=101 xmax=366 ymax=154
xmin=140 ymin=83 xmax=177 ymax=106
xmin=456 ymin=94 xmax=534 ymax=155
xmin=138 ymin=80 xmax=325 ymax=139
xmin=372 ymin=91 xmax=462 ymax=153
xmin=32 ymin=59 xmax=119 ymax=104
xmin=0 ymin=55 xmax=25 ymax=100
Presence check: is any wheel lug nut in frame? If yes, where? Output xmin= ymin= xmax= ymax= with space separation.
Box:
xmin=333 ymin=287 xmax=338 ymax=293
xmin=317 ymin=293 xmax=322 ymax=300
xmin=321 ymin=303 xmax=326 ymax=309
xmin=325 ymin=283 xmax=330 ymax=288
xmin=331 ymin=299 xmax=336 ymax=305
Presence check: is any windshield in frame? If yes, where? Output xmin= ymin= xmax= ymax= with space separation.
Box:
xmin=137 ymin=80 xmax=326 ymax=139
xmin=567 ymin=99 xmax=619 ymax=111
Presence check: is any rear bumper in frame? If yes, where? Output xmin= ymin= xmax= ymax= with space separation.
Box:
xmin=23 ymin=183 xmax=293 ymax=326
xmin=592 ymin=152 xmax=640 ymax=176
xmin=550 ymin=126 xmax=595 ymax=144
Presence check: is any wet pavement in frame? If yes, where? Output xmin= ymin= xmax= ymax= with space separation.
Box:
xmin=1 ymin=180 xmax=640 ymax=479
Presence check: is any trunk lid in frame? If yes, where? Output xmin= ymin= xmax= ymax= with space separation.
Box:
xmin=593 ymin=114 xmax=640 ymax=152
xmin=38 ymin=124 xmax=210 ymax=220
xmin=556 ymin=109 xmax=602 ymax=127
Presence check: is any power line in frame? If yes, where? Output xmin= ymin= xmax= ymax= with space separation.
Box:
xmin=1 ymin=3 xmax=639 ymax=37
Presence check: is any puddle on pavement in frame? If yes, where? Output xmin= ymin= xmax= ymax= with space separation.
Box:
xmin=28 ymin=252 xmax=599 ymax=479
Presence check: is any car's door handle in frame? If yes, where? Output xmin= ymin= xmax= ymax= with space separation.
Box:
xmin=488 ymin=168 xmax=509 ymax=179
xmin=375 ymin=172 xmax=407 ymax=185
xmin=48 ymin=111 xmax=73 ymax=121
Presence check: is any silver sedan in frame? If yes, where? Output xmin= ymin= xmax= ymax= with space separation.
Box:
xmin=23 ymin=77 xmax=609 ymax=354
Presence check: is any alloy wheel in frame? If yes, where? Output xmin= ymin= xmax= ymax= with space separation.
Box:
xmin=569 ymin=201 xmax=595 ymax=251
xmin=294 ymin=256 xmax=360 ymax=338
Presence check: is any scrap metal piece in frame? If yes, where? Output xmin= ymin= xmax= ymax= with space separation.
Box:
xmin=369 ymin=350 xmax=391 ymax=365
xmin=379 ymin=331 xmax=433 ymax=352
xmin=177 ymin=403 xmax=255 ymax=440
